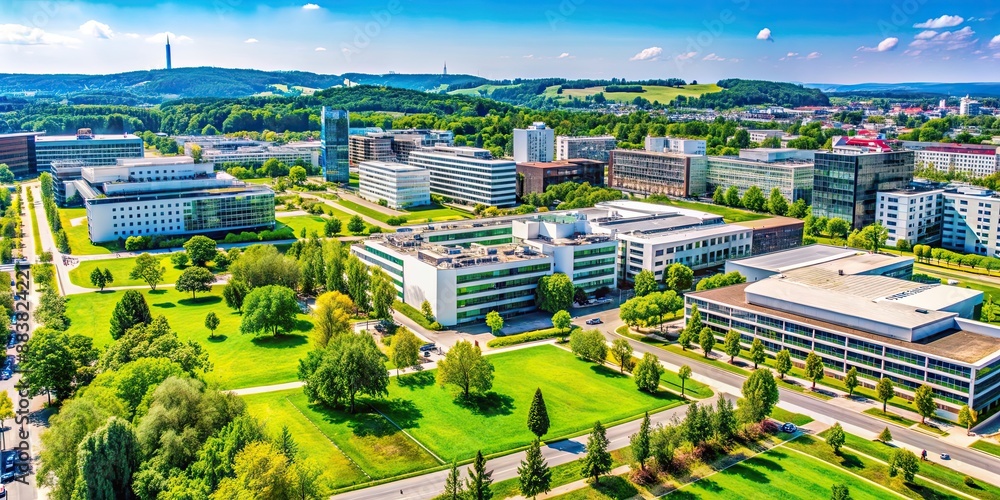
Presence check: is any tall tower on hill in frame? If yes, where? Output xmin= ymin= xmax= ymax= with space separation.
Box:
xmin=443 ymin=62 xmax=447 ymax=75
xmin=166 ymin=36 xmax=172 ymax=70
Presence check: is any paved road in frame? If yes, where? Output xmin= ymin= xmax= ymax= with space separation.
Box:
xmin=334 ymin=394 xmax=721 ymax=500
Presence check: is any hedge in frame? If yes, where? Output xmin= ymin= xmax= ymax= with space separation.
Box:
xmin=486 ymin=326 xmax=579 ymax=348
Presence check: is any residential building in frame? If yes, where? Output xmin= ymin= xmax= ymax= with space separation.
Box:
xmin=357 ymin=161 xmax=431 ymax=209
xmin=68 ymin=157 xmax=275 ymax=243
xmin=645 ymin=137 xmax=706 ymax=155
xmin=876 ymin=187 xmax=944 ymax=247
xmin=686 ymin=267 xmax=999 ymax=415
xmin=349 ymin=135 xmax=394 ymax=166
xmin=812 ymin=137 xmax=914 ymax=229
xmin=608 ymin=149 xmax=706 ymax=197
xmin=913 ymin=144 xmax=999 ymax=178
xmin=0 ymin=132 xmax=39 ymax=178
xmin=320 ymin=107 xmax=350 ymax=182
xmin=941 ymin=185 xmax=1000 ymax=257
xmin=705 ymin=148 xmax=815 ymax=204
xmin=513 ymin=122 xmax=554 ymax=163
xmin=735 ymin=217 xmax=805 ymax=256
xmin=33 ymin=129 xmax=144 ymax=172
xmin=747 ymin=129 xmax=785 ymax=143
xmin=515 ymin=158 xmax=605 ymax=198
xmin=961 ymin=95 xmax=982 ymax=116
xmin=555 ymin=135 xmax=617 ymax=162
xmin=408 ymin=146 xmax=516 ymax=207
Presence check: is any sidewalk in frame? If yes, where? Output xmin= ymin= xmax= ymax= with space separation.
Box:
xmin=335 ymin=190 xmax=406 ymax=218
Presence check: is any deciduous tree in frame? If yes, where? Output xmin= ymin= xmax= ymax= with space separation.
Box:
xmin=888 ymin=449 xmax=920 ymax=483
xmin=347 ymin=215 xmax=366 ymax=234
xmin=876 ymin=377 xmax=895 ymax=413
xmin=184 ymin=235 xmax=217 ymax=267
xmin=298 ymin=333 xmax=389 ymax=413
xmin=176 ymin=265 xmax=216 ymax=299
xmin=775 ymin=349 xmax=792 ymax=380
xmin=205 ymin=312 xmax=220 ymax=338
xmin=569 ymin=329 xmax=607 ymax=364
xmin=312 ymin=291 xmax=354 ymax=347
xmin=958 ymin=405 xmax=978 ymax=435
xmin=633 ymin=270 xmax=658 ymax=297
xmin=610 ymin=338 xmax=633 ymax=373
xmin=90 ymin=267 xmax=108 ymax=290
xmin=73 ymin=417 xmax=140 ymax=500
xmin=240 ymin=285 xmax=300 ymax=337
xmin=130 ymin=252 xmax=165 ymax=291
xmin=535 ymin=273 xmax=574 ymax=313
xmin=630 ymin=412 xmax=651 ymax=470
xmin=805 ymin=351 xmax=825 ymax=390
xmin=665 ymin=263 xmax=693 ymax=293
xmin=831 ymin=484 xmax=851 ymax=500
xmin=678 ymin=365 xmax=692 ymax=398
xmin=698 ymin=327 xmax=716 ymax=358
xmin=826 ymin=422 xmax=846 ymax=454
xmin=390 ymin=327 xmax=421 ymax=376
xmin=485 ymin=310 xmax=503 ymax=335
xmin=551 ymin=310 xmax=571 ymax=339
xmin=844 ymin=367 xmax=859 ymax=397
xmin=749 ymin=338 xmax=766 ymax=369
xmin=370 ymin=266 xmax=396 ymax=320
xmin=767 ymin=187 xmax=789 ymax=215
xmin=436 ymin=340 xmax=494 ymax=398
xmin=913 ymin=384 xmax=937 ymax=424
xmin=345 ymin=255 xmax=370 ymax=313
xmin=223 ymin=279 xmax=249 ymax=312
xmin=633 ymin=353 xmax=662 ymax=393
xmin=739 ymin=368 xmax=779 ymax=424
xmin=723 ymin=329 xmax=742 ymax=363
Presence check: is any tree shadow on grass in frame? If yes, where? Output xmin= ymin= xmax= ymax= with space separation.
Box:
xmin=179 ymin=296 xmax=221 ymax=306
xmin=591 ymin=364 xmax=630 ymax=379
xmin=587 ymin=476 xmax=640 ymax=499
xmin=207 ymin=335 xmax=228 ymax=343
xmin=836 ymin=451 xmax=865 ymax=470
xmin=371 ymin=398 xmax=422 ymax=429
xmin=151 ymin=301 xmax=176 ymax=309
xmin=727 ymin=463 xmax=771 ymax=484
xmin=251 ymin=333 xmax=307 ymax=349
xmin=147 ymin=289 xmax=167 ymax=296
xmin=748 ymin=454 xmax=784 ymax=473
xmin=95 ymin=290 xmax=116 ymax=295
xmin=396 ymin=371 xmax=435 ymax=389
xmin=454 ymin=391 xmax=515 ymax=417
xmin=294 ymin=319 xmax=314 ymax=332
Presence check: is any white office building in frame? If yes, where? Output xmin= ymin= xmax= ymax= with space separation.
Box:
xmin=941 ymin=185 xmax=1000 ymax=257
xmin=34 ymin=131 xmax=145 ymax=171
xmin=69 ymin=157 xmax=275 ymax=243
xmin=644 ymin=137 xmax=706 ymax=155
xmin=358 ymin=161 xmax=431 ymax=209
xmin=876 ymin=188 xmax=944 ymax=247
xmin=201 ymin=145 xmax=318 ymax=167
xmin=913 ymin=145 xmax=1000 ymax=178
xmin=513 ymin=122 xmax=554 ymax=163
xmin=961 ymin=95 xmax=982 ymax=116
xmin=408 ymin=146 xmax=516 ymax=207
xmin=705 ymin=148 xmax=815 ymax=204
xmin=747 ymin=129 xmax=785 ymax=143
xmin=555 ymin=135 xmax=617 ymax=162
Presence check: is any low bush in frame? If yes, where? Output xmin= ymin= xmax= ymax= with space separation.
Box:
xmin=486 ymin=327 xmax=577 ymax=348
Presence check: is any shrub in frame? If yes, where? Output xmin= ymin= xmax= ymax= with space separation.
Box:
xmin=386 ymin=216 xmax=408 ymax=226
xmin=485 ymin=327 xmax=577 ymax=348
xmin=429 ymin=321 xmax=443 ymax=331
xmin=964 ymin=476 xmax=976 ymax=487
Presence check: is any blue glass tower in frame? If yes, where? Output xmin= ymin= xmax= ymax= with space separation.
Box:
xmin=321 ymin=107 xmax=350 ymax=182
xmin=166 ymin=35 xmax=172 ymax=70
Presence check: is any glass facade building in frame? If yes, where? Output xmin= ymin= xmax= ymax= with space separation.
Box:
xmin=0 ymin=133 xmax=38 ymax=178
xmin=812 ymin=150 xmax=914 ymax=229
xmin=321 ymin=107 xmax=350 ymax=183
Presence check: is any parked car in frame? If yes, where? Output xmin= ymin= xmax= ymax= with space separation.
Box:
xmin=781 ymin=423 xmax=797 ymax=433
xmin=586 ymin=318 xmax=603 ymax=325
xmin=419 ymin=343 xmax=437 ymax=352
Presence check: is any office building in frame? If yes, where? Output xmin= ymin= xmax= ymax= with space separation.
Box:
xmin=726 ymin=244 xmax=914 ymax=283
xmin=914 ymin=144 xmax=999 ymax=178
xmin=608 ymin=149 xmax=707 ymax=197
xmin=812 ymin=137 xmax=914 ymax=229
xmin=0 ymin=132 xmax=39 ymax=178
xmin=382 ymin=129 xmax=454 ymax=163
xmin=705 ymin=148 xmax=815 ymax=204
xmin=876 ymin=187 xmax=944 ymax=247
xmin=349 ymin=135 xmax=394 ymax=166
xmin=941 ymin=185 xmax=1000 ymax=257
xmin=513 ymin=122 xmax=555 ymax=163
xmin=686 ymin=264 xmax=1000 ymax=415
xmin=645 ymin=137 xmax=707 ymax=155
xmin=321 ymin=107 xmax=350 ymax=182
xmin=513 ymin=214 xmax=618 ymax=293
xmin=203 ymin=145 xmax=317 ymax=167
xmin=67 ymin=157 xmax=275 ymax=243
xmin=357 ymin=161 xmax=431 ymax=209
xmin=34 ymin=129 xmax=145 ymax=172
xmin=555 ymin=135 xmax=617 ymax=162
xmin=747 ymin=129 xmax=785 ymax=143
xmin=516 ymin=159 xmax=605 ymax=198
xmin=735 ymin=217 xmax=805 ymax=256
xmin=961 ymin=95 xmax=982 ymax=116
xmin=408 ymin=146 xmax=516 ymax=207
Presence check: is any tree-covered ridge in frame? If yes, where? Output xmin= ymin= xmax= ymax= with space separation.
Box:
xmin=681 ymin=79 xmax=830 ymax=109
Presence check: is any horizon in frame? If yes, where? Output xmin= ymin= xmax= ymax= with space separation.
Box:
xmin=0 ymin=0 xmax=997 ymax=84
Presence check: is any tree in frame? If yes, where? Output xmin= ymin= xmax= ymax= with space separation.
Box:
xmin=827 ymin=422 xmax=846 ymax=454
xmin=551 ymin=310 xmax=572 ymax=339
xmin=749 ymin=338 xmax=766 ymax=369
xmin=827 ymin=217 xmax=851 ymax=240
xmin=535 ymin=273 xmax=574 ymax=313
xmin=678 ymin=365 xmax=692 ymax=398
xmin=569 ymin=329 xmax=607 ymax=364
xmin=171 ymin=252 xmax=190 ymax=268
xmin=630 ymin=412 xmax=651 ymax=470
xmin=130 ymin=252 xmax=165 ymax=290
xmin=369 ymin=267 xmax=396 ymax=320
xmin=527 ymin=388 xmax=550 ymax=438
xmin=610 ymin=338 xmax=633 ymax=373
xmin=634 ymin=270 xmax=658 ymax=296
xmin=831 ymin=484 xmax=852 ymax=500
xmin=214 ymin=442 xmax=293 ymax=499
xmin=844 ymin=367 xmax=859 ymax=397
xmin=876 ymin=377 xmax=895 ymax=413
xmin=698 ymin=327 xmax=716 ymax=358
xmin=786 ymin=198 xmax=808 ymax=219
xmin=109 ymin=289 xmax=153 ymax=340
xmin=775 ymin=349 xmax=792 ymax=380
xmin=723 ymin=329 xmax=742 ymax=363
xmin=437 ymin=340 xmax=494 ymax=398
xmin=205 ymin=312 xmax=220 ymax=338
xmin=714 ymin=397 xmax=738 ymax=445
xmin=176 ymin=265 xmax=216 ymax=299
xmin=229 ymin=244 xmax=300 ymax=290
xmin=712 ymin=186 xmax=725 ymax=205
xmin=312 ymin=291 xmax=354 ymax=348
xmin=896 ymin=239 xmax=911 ymax=254
xmin=0 ymin=164 xmax=13 ymax=183
xmin=223 ymin=280 xmax=249 ymax=312
xmin=240 ymin=285 xmax=300 ymax=336
xmin=767 ymin=187 xmax=789 ymax=216
xmin=860 ymin=222 xmax=889 ymax=254
xmin=485 ymin=310 xmax=503 ymax=335
xmin=725 ymin=186 xmax=741 ymax=207
xmin=878 ymin=426 xmax=893 ymax=443
xmin=466 ymin=450 xmax=494 ymax=500
xmin=102 ymin=268 xmax=114 ymax=288
xmin=324 ymin=217 xmax=342 ymax=236
xmin=181 ymin=236 xmax=216 ymax=267
xmin=913 ymin=384 xmax=937 ymax=424
xmin=0 ymin=392 xmax=13 ymax=449
xmin=682 ymin=402 xmax=712 ymax=447
xmin=298 ymin=333 xmax=389 ymax=412
xmin=20 ymin=328 xmax=81 ymax=402
xmin=289 ymin=165 xmax=307 ymax=184
xmin=443 ymin=460 xmax=464 ymax=499
xmin=888 ymin=449 xmax=920 ymax=483
xmin=739 ymin=368 xmax=779 ymax=424
xmin=90 ymin=268 xmax=109 ymax=290
xmin=580 ymin=421 xmax=612 ymax=485
xmin=348 ymin=215 xmax=366 ymax=234
xmin=633 ymin=353 xmax=663 ymax=393
xmin=73 ymin=417 xmax=140 ymax=500
xmin=100 ymin=316 xmax=208 ymax=375
xmin=344 ymin=255 xmax=370 ymax=313
xmin=665 ymin=263 xmax=694 ymax=293
xmin=390 ymin=327 xmax=421 ymax=376
xmin=742 ymin=186 xmax=766 ymax=212
xmin=518 ymin=439 xmax=552 ymax=500
xmin=805 ymin=351 xmax=825 ymax=390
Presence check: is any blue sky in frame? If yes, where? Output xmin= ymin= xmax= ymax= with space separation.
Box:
xmin=0 ymin=0 xmax=998 ymax=83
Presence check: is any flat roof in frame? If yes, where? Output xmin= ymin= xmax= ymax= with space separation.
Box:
xmin=618 ymin=222 xmax=748 ymax=243
xmin=359 ymin=160 xmax=427 ymax=172
xmin=35 ymin=134 xmax=141 ymax=142
xmin=0 ymin=132 xmax=42 ymax=139
xmin=733 ymin=216 xmax=805 ymax=230
xmin=691 ymin=282 xmax=997 ymax=363
xmin=727 ymin=244 xmax=858 ymax=272
xmin=516 ymin=159 xmax=605 ymax=168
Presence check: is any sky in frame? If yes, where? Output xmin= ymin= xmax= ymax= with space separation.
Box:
xmin=0 ymin=0 xmax=998 ymax=83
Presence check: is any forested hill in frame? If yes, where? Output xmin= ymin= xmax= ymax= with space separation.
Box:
xmin=682 ymin=79 xmax=830 ymax=108
xmin=0 ymin=67 xmax=488 ymax=101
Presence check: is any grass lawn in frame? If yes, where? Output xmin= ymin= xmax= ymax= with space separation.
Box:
xmin=242 ymin=390 xmax=368 ymax=489
xmin=770 ymin=406 xmax=814 ymax=426
xmin=29 ymin=198 xmax=41 ymax=256
xmin=59 ymin=207 xmax=116 ymax=255
xmin=401 ymin=204 xmax=474 ymax=224
xmin=68 ymin=253 xmax=219 ymax=288
xmin=244 ymin=389 xmax=439 ymax=482
xmin=335 ymin=199 xmax=396 ymax=224
xmin=374 ymin=345 xmax=683 ymax=461
xmin=863 ymin=408 xmax=918 ymax=428
xmin=643 ymin=197 xmax=771 ymax=223
xmin=64 ymin=286 xmax=314 ymax=389
xmin=970 ymin=439 xmax=1000 ymax=458
xmin=278 ymin=215 xmax=329 ymax=238
xmin=492 ymin=449 xmax=631 ymax=499
xmin=673 ymin=441 xmax=891 ymax=500
xmin=543 ymin=84 xmax=723 ymax=104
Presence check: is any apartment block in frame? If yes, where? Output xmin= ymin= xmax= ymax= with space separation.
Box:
xmin=941 ymin=186 xmax=1000 ymax=257
xmin=513 ymin=122 xmax=554 ymax=163
xmin=876 ymin=187 xmax=944 ymax=247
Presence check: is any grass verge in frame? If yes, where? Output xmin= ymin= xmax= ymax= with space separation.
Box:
xmin=970 ymin=439 xmax=1000 ymax=458
xmin=68 ymin=253 xmax=220 ymax=288
xmin=863 ymin=408 xmax=918 ymax=428
xmin=770 ymin=406 xmax=814 ymax=426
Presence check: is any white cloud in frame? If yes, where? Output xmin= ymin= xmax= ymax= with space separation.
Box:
xmin=786 ymin=52 xmax=799 ymax=57
xmin=302 ymin=3 xmax=321 ymax=10
xmin=914 ymin=30 xmax=938 ymax=40
xmin=629 ymin=46 xmax=662 ymax=61
xmin=675 ymin=51 xmax=697 ymax=61
xmin=79 ymin=20 xmax=113 ymax=39
xmin=702 ymin=53 xmax=726 ymax=61
xmin=557 ymin=52 xmax=570 ymax=58
xmin=0 ymin=24 xmax=80 ymax=45
xmin=904 ymin=49 xmax=922 ymax=57
xmin=123 ymin=33 xmax=140 ymax=39
xmin=857 ymin=37 xmax=899 ymax=52
xmin=146 ymin=32 xmax=192 ymax=44
xmin=314 ymin=47 xmax=326 ymax=51
xmin=756 ymin=28 xmax=773 ymax=41
xmin=523 ymin=54 xmax=534 ymax=59
xmin=990 ymin=34 xmax=1000 ymax=49
xmin=244 ymin=38 xmax=259 ymax=44
xmin=806 ymin=51 xmax=821 ymax=60
xmin=913 ymin=15 xmax=964 ymax=29
xmin=909 ymin=26 xmax=976 ymax=51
